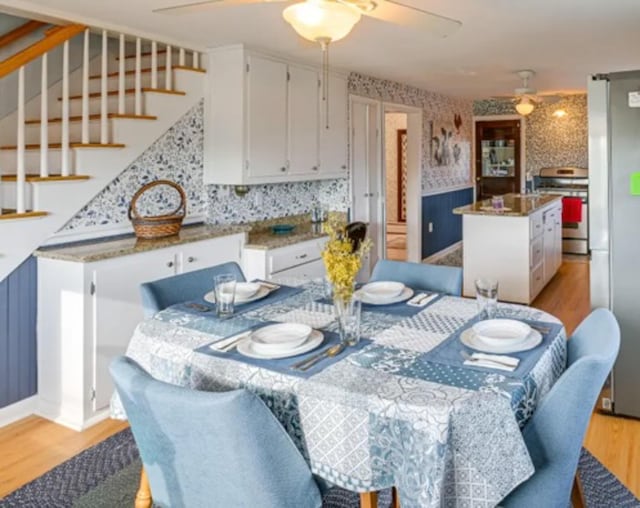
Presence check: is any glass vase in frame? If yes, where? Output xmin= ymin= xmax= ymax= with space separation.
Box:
xmin=334 ymin=295 xmax=362 ymax=346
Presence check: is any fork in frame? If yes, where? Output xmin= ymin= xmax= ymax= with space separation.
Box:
xmin=459 ymin=350 xmax=518 ymax=368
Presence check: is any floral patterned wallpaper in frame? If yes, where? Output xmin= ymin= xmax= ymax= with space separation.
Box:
xmin=473 ymin=94 xmax=588 ymax=174
xmin=61 ymin=100 xmax=350 ymax=232
xmin=348 ymin=72 xmax=474 ymax=194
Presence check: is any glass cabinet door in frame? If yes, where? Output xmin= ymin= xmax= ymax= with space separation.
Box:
xmin=475 ymin=120 xmax=521 ymax=200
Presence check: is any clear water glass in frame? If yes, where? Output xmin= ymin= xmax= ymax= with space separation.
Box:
xmin=214 ymin=274 xmax=237 ymax=317
xmin=337 ymin=298 xmax=362 ymax=346
xmin=475 ymin=278 xmax=499 ymax=319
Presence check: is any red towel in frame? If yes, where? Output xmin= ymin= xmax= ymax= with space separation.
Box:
xmin=562 ymin=197 xmax=583 ymax=223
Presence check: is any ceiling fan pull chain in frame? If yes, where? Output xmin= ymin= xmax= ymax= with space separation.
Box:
xmin=320 ymin=39 xmax=330 ymax=129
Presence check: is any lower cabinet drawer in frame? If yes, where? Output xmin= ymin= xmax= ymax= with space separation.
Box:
xmin=530 ymin=262 xmax=545 ymax=299
xmin=268 ymin=239 xmax=323 ymax=274
xmin=530 ymin=236 xmax=544 ymax=268
xmin=530 ymin=211 xmax=544 ymax=239
xmin=270 ymin=258 xmax=325 ymax=282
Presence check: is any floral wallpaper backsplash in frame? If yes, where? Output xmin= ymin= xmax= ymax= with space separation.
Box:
xmin=473 ymin=94 xmax=588 ymax=174
xmin=61 ymin=100 xmax=349 ymax=232
xmin=348 ymin=72 xmax=474 ymax=193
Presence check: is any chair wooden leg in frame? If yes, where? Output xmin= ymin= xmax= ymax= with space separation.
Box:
xmin=391 ymin=486 xmax=401 ymax=508
xmin=360 ymin=491 xmax=378 ymax=508
xmin=135 ymin=466 xmax=152 ymax=508
xmin=571 ymin=473 xmax=585 ymax=508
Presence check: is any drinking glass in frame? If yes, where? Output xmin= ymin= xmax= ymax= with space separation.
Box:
xmin=336 ymin=298 xmax=362 ymax=346
xmin=475 ymin=278 xmax=498 ymax=319
xmin=214 ymin=274 xmax=237 ymax=317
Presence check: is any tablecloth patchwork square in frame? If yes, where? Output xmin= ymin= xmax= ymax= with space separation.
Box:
xmin=371 ymin=324 xmax=449 ymax=353
xmin=300 ymin=398 xmax=372 ymax=482
xmin=272 ymin=308 xmax=337 ymax=329
xmin=427 ymin=296 xmax=480 ymax=320
xmin=442 ymin=458 xmax=502 ymax=508
xmin=401 ymin=311 xmax=468 ymax=335
xmin=154 ymin=307 xmax=260 ymax=337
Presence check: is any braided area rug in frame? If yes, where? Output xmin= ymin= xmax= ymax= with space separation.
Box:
xmin=0 ymin=428 xmax=636 ymax=507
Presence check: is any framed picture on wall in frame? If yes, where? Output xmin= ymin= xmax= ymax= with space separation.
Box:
xmin=430 ymin=119 xmax=462 ymax=168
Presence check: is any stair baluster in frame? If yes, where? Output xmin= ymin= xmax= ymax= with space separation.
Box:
xmin=165 ymin=44 xmax=172 ymax=91
xmin=151 ymin=41 xmax=158 ymax=89
xmin=135 ymin=37 xmax=142 ymax=116
xmin=118 ymin=34 xmax=126 ymax=115
xmin=40 ymin=53 xmax=48 ymax=178
xmin=61 ymin=40 xmax=70 ymax=176
xmin=100 ymin=30 xmax=108 ymax=144
xmin=179 ymin=47 xmax=185 ymax=67
xmin=81 ymin=28 xmax=90 ymax=144
xmin=193 ymin=51 xmax=199 ymax=70
xmin=16 ymin=66 xmax=26 ymax=213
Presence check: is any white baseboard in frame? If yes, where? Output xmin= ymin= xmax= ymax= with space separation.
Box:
xmin=35 ymin=399 xmax=110 ymax=431
xmin=0 ymin=396 xmax=37 ymax=428
xmin=422 ymin=241 xmax=462 ymax=264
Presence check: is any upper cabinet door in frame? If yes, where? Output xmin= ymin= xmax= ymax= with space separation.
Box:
xmin=320 ymin=73 xmax=348 ymax=175
xmin=247 ymin=55 xmax=288 ymax=179
xmin=288 ymin=64 xmax=320 ymax=175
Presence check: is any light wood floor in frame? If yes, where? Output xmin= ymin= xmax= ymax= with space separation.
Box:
xmin=1 ymin=258 xmax=638 ymax=500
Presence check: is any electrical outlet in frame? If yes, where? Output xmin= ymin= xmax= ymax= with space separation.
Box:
xmin=428 ymin=222 xmax=433 ymax=233
xmin=253 ymin=192 xmax=263 ymax=207
xmin=602 ymin=397 xmax=612 ymax=411
xmin=219 ymin=185 xmax=231 ymax=199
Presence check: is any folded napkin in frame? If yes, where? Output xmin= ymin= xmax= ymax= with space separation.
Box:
xmin=209 ymin=330 xmax=251 ymax=351
xmin=463 ymin=352 xmax=520 ymax=372
xmin=407 ymin=292 xmax=438 ymax=307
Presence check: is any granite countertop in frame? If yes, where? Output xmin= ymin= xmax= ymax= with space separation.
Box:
xmin=35 ymin=223 xmax=251 ymax=262
xmin=453 ymin=193 xmax=562 ymax=217
xmin=246 ymin=222 xmax=327 ymax=250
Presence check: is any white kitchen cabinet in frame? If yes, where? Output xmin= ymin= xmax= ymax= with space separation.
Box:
xmin=36 ymin=233 xmax=245 ymax=430
xmin=461 ymin=197 xmax=563 ymax=304
xmin=243 ymin=237 xmax=327 ymax=283
xmin=204 ymin=45 xmax=347 ymax=185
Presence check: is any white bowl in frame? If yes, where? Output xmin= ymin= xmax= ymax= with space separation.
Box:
xmin=249 ymin=323 xmax=312 ymax=354
xmin=472 ymin=319 xmax=531 ymax=347
xmin=361 ymin=281 xmax=405 ymax=302
xmin=234 ymin=282 xmax=262 ymax=300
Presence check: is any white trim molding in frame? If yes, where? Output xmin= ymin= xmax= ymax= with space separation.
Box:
xmin=0 ymin=396 xmax=37 ymax=429
xmin=422 ymin=240 xmax=462 ymax=264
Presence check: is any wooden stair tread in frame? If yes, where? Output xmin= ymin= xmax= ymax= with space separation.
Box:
xmin=61 ymin=88 xmax=186 ymax=100
xmin=1 ymin=174 xmax=90 ymax=182
xmin=0 ymin=209 xmax=48 ymax=220
xmin=25 ymin=114 xmax=157 ymax=125
xmin=88 ymin=66 xmax=205 ymax=80
xmin=0 ymin=142 xmax=125 ymax=150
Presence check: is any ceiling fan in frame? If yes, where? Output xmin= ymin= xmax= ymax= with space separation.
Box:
xmin=153 ymin=0 xmax=463 ymax=40
xmin=493 ymin=70 xmax=562 ymax=116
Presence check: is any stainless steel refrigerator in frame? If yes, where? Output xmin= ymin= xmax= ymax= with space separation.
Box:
xmin=588 ymin=71 xmax=640 ymax=419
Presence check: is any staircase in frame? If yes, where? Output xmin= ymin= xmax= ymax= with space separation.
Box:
xmin=0 ymin=23 xmax=205 ymax=281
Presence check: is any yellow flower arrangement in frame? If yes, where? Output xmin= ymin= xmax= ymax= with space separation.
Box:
xmin=321 ymin=218 xmax=372 ymax=302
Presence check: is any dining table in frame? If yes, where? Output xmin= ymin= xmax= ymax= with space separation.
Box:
xmin=111 ymin=279 xmax=567 ymax=508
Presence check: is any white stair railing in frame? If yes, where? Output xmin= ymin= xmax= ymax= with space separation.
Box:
xmin=3 ymin=26 xmax=202 ymax=215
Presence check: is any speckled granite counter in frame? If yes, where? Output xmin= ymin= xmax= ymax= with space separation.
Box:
xmin=246 ymin=222 xmax=327 ymax=250
xmin=453 ymin=193 xmax=562 ymax=216
xmin=35 ymin=224 xmax=251 ymax=262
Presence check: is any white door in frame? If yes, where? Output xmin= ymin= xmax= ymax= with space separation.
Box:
xmin=91 ymin=248 xmax=178 ymax=411
xmin=288 ymin=64 xmax=320 ymax=175
xmin=247 ymin=55 xmax=288 ymax=179
xmin=320 ymin=74 xmax=349 ymax=175
xmin=350 ymin=96 xmax=382 ymax=278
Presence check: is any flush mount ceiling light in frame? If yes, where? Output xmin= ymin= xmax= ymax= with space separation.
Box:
xmin=515 ymin=97 xmax=535 ymax=116
xmin=553 ymin=109 xmax=567 ymax=118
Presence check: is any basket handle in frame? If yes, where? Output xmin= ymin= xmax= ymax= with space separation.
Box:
xmin=128 ymin=180 xmax=187 ymax=220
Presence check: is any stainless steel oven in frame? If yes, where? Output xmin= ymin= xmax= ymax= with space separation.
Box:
xmin=536 ymin=167 xmax=589 ymax=255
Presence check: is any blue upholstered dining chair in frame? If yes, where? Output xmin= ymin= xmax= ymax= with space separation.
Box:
xmin=139 ymin=261 xmax=245 ymax=318
xmin=369 ymin=259 xmax=463 ymax=296
xmin=500 ymin=308 xmax=621 ymax=508
xmin=110 ymin=355 xmax=323 ymax=508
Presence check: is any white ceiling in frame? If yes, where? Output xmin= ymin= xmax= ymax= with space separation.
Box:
xmin=4 ymin=0 xmax=640 ymax=99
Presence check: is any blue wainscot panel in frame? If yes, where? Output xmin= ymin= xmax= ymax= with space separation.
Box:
xmin=0 ymin=256 xmax=37 ymax=408
xmin=422 ymin=187 xmax=474 ymax=259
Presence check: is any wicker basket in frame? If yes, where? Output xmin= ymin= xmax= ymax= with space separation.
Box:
xmin=128 ymin=180 xmax=187 ymax=239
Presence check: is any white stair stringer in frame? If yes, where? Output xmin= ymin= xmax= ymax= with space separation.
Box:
xmin=0 ymin=68 xmax=204 ymax=282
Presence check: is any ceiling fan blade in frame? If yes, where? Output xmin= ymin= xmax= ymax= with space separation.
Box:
xmin=363 ymin=0 xmax=462 ymax=38
xmin=153 ymin=0 xmax=287 ymax=15
xmin=539 ymin=95 xmax=562 ymax=104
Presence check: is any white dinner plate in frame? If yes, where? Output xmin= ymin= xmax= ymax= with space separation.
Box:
xmin=235 ymin=282 xmax=262 ymax=300
xmin=472 ymin=319 xmax=531 ymax=347
xmin=354 ymin=286 xmax=414 ymax=305
xmin=204 ymin=285 xmax=270 ymax=305
xmin=237 ymin=329 xmax=324 ymax=359
xmin=460 ymin=327 xmax=542 ymax=354
xmin=360 ymin=281 xmax=405 ymax=302
xmin=250 ymin=323 xmax=312 ymax=354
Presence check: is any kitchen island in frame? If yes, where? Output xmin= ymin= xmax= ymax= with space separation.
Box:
xmin=453 ymin=193 xmax=563 ymax=304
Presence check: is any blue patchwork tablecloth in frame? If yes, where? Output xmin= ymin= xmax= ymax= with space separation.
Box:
xmin=112 ymin=281 xmax=567 ymax=508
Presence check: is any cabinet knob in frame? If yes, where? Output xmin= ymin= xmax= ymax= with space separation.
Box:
xmin=187 ymin=256 xmax=196 ymax=263
xmin=296 ymin=253 xmax=308 ymax=260
xmin=341 ymin=165 xmax=347 ymax=170
xmin=167 ymin=261 xmax=174 ymax=268
xmin=312 ymin=166 xmax=318 ymax=171
xmin=280 ymin=167 xmax=287 ymax=172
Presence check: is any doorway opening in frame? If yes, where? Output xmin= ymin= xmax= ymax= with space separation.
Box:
xmin=384 ymin=112 xmax=408 ymax=261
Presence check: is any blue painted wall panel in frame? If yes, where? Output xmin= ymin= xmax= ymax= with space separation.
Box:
xmin=0 ymin=256 xmax=37 ymax=408
xmin=422 ymin=187 xmax=474 ymax=258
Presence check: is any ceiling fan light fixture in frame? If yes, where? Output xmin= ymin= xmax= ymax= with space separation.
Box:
xmin=283 ymin=0 xmax=362 ymax=43
xmin=515 ymin=97 xmax=535 ymax=116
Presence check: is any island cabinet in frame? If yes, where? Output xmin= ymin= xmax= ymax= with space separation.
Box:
xmin=204 ymin=45 xmax=348 ymax=185
xmin=455 ymin=194 xmax=562 ymax=304
xmin=243 ymin=237 xmax=326 ymax=282
xmin=35 ymin=231 xmax=245 ymax=430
